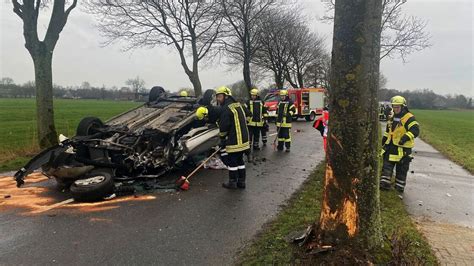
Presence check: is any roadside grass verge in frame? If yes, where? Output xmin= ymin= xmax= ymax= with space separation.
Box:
xmin=237 ymin=163 xmax=437 ymax=265
xmin=0 ymin=98 xmax=140 ymax=172
xmin=413 ymin=109 xmax=474 ymax=174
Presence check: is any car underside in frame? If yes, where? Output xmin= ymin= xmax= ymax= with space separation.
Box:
xmin=14 ymin=87 xmax=219 ymax=201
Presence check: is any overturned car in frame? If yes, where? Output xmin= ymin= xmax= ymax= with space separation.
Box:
xmin=14 ymin=87 xmax=219 ymax=201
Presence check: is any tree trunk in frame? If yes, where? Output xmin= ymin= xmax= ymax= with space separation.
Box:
xmin=284 ymin=67 xmax=298 ymax=88
xmin=177 ymin=47 xmax=203 ymax=97
xmin=189 ymin=72 xmax=203 ymax=97
xmin=243 ymin=54 xmax=252 ymax=93
xmin=274 ymin=71 xmax=284 ymax=90
xmin=318 ymin=0 xmax=383 ymax=249
xmin=32 ymin=49 xmax=58 ymax=148
xmin=297 ymin=71 xmax=304 ymax=88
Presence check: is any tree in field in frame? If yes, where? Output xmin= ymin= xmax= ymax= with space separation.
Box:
xmin=218 ymin=0 xmax=276 ymax=93
xmin=284 ymin=25 xmax=325 ymax=89
xmin=315 ymin=0 xmax=383 ymax=248
xmin=303 ymin=52 xmax=331 ymax=89
xmin=12 ymin=0 xmax=78 ymax=148
xmin=1 ymin=77 xmax=15 ymax=86
xmin=125 ymin=76 xmax=146 ymax=100
xmin=322 ymin=0 xmax=431 ymax=62
xmin=88 ymin=0 xmax=222 ymax=96
xmin=253 ymin=8 xmax=294 ymax=90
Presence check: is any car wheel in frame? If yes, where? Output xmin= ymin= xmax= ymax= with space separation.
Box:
xmin=306 ymin=112 xmax=316 ymax=121
xmin=76 ymin=117 xmax=104 ymax=136
xmin=55 ymin=178 xmax=74 ymax=191
xmin=149 ymin=86 xmax=165 ymax=102
xmin=199 ymin=89 xmax=215 ymax=106
xmin=70 ymin=172 xmax=114 ymax=202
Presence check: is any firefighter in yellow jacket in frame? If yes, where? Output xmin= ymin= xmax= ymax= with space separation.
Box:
xmin=275 ymin=90 xmax=296 ymax=152
xmin=380 ymin=96 xmax=420 ymax=198
xmin=196 ymin=86 xmax=250 ymax=189
xmin=247 ymin=88 xmax=268 ymax=150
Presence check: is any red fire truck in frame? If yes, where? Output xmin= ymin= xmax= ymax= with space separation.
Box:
xmin=264 ymin=87 xmax=326 ymax=121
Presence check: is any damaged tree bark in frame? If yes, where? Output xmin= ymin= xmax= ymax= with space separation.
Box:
xmin=317 ymin=0 xmax=383 ymax=249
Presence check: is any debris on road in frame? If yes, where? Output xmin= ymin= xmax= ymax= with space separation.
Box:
xmin=204 ymin=156 xmax=227 ymax=170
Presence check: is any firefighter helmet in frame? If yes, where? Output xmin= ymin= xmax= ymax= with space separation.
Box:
xmin=180 ymin=91 xmax=188 ymax=97
xmin=216 ymin=86 xmax=232 ymax=96
xmin=196 ymin=106 xmax=208 ymax=120
xmin=391 ymin=95 xmax=407 ymax=106
xmin=250 ymin=88 xmax=259 ymax=96
xmin=279 ymin=90 xmax=288 ymax=96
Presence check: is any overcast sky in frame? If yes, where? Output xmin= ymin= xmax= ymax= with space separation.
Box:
xmin=0 ymin=0 xmax=472 ymax=96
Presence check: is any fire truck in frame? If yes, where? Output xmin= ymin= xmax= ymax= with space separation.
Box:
xmin=264 ymin=87 xmax=326 ymax=121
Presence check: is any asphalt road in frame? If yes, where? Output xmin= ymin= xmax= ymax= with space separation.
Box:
xmin=0 ymin=121 xmax=325 ymax=265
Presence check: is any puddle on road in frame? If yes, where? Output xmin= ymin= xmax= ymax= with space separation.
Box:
xmin=0 ymin=174 xmax=156 ymax=215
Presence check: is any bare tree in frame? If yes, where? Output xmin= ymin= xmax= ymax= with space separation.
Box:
xmin=284 ymin=24 xmax=325 ymax=88
xmin=12 ymin=0 xmax=78 ymax=148
xmin=253 ymin=9 xmax=294 ymax=90
xmin=218 ymin=0 xmax=276 ymax=93
xmin=125 ymin=76 xmax=146 ymax=100
xmin=379 ymin=73 xmax=388 ymax=89
xmin=303 ymin=51 xmax=331 ymax=89
xmin=1 ymin=77 xmax=15 ymax=86
xmin=228 ymin=80 xmax=249 ymax=101
xmin=322 ymin=0 xmax=431 ymax=62
xmin=88 ymin=0 xmax=222 ymax=96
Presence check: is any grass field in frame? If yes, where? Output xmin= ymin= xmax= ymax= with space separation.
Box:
xmin=412 ymin=109 xmax=474 ymax=174
xmin=0 ymin=98 xmax=140 ymax=171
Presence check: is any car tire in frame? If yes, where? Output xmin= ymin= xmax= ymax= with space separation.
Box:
xmin=70 ymin=172 xmax=114 ymax=202
xmin=306 ymin=112 xmax=316 ymax=121
xmin=199 ymin=89 xmax=215 ymax=106
xmin=55 ymin=178 xmax=74 ymax=191
xmin=76 ymin=117 xmax=104 ymax=136
xmin=149 ymin=86 xmax=165 ymax=102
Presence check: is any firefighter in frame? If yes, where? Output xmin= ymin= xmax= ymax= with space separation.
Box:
xmin=180 ymin=90 xmax=189 ymax=97
xmin=380 ymin=95 xmax=420 ymax=198
xmin=247 ymin=88 xmax=268 ymax=150
xmin=275 ymin=90 xmax=296 ymax=152
xmin=197 ymin=86 xmax=250 ymax=189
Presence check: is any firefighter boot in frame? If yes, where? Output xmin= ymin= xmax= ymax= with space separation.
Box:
xmin=277 ymin=141 xmax=284 ymax=151
xmin=222 ymin=170 xmax=238 ymax=189
xmin=237 ymin=169 xmax=246 ymax=189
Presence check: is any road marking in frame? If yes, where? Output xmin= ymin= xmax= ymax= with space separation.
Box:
xmin=31 ymin=198 xmax=74 ymax=214
xmin=269 ymin=133 xmax=277 ymax=136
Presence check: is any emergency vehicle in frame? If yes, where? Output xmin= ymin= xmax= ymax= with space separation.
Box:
xmin=264 ymin=87 xmax=326 ymax=121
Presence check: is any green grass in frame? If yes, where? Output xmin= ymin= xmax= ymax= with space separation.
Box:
xmin=238 ymin=163 xmax=437 ymax=265
xmin=0 ymin=98 xmax=140 ymax=172
xmin=413 ymin=109 xmax=474 ymax=174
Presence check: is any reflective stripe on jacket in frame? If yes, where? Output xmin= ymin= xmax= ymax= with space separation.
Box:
xmin=276 ymin=100 xmax=296 ymax=128
xmin=382 ymin=111 xmax=420 ymax=162
xmin=219 ymin=98 xmax=250 ymax=153
xmin=247 ymin=99 xmax=267 ymax=127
